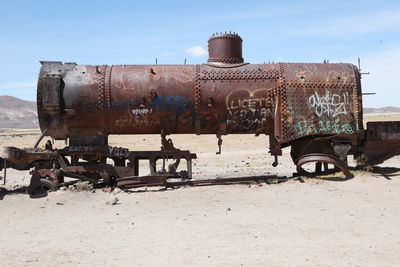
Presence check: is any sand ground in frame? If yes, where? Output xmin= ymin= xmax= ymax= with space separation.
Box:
xmin=0 ymin=114 xmax=399 ymax=266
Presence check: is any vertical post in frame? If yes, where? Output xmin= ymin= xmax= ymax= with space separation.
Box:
xmin=149 ymin=157 xmax=156 ymax=176
xmin=3 ymin=160 xmax=6 ymax=185
xmin=315 ymin=162 xmax=322 ymax=174
xmin=134 ymin=158 xmax=139 ymax=176
xmin=187 ymin=158 xmax=192 ymax=179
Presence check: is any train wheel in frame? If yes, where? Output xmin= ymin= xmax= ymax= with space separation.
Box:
xmin=28 ymin=178 xmax=58 ymax=196
xmin=296 ymin=153 xmax=350 ymax=177
xmin=28 ymin=170 xmax=58 ymax=196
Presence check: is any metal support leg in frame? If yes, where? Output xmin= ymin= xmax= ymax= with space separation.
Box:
xmin=315 ymin=162 xmax=322 ymax=173
xmin=187 ymin=158 xmax=192 ymax=179
xmin=272 ymin=155 xmax=279 ymax=167
xmin=216 ymin=132 xmax=222 ymax=154
xmin=149 ymin=157 xmax=156 ymax=176
xmin=3 ymin=160 xmax=6 ymax=185
xmin=133 ymin=158 xmax=139 ymax=176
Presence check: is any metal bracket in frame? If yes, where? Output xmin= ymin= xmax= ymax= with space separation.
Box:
xmin=161 ymin=130 xmax=177 ymax=151
xmin=216 ymin=132 xmax=223 ymax=154
xmin=269 ymin=135 xmax=281 ymax=167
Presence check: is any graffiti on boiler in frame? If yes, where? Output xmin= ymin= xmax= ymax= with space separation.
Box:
xmin=308 ymin=91 xmax=349 ymax=118
xmin=226 ymin=88 xmax=273 ymax=131
xmin=294 ymin=119 xmax=355 ymax=136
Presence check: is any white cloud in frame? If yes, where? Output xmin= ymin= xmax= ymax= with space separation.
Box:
xmin=0 ymin=82 xmax=36 ymax=89
xmin=185 ymin=46 xmax=207 ymax=57
xmin=293 ymin=10 xmax=400 ymax=36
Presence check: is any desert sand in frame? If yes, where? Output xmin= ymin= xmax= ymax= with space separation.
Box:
xmin=0 ymin=115 xmax=400 ymax=266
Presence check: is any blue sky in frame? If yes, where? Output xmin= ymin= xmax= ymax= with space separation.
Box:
xmin=0 ymin=0 xmax=399 ymax=107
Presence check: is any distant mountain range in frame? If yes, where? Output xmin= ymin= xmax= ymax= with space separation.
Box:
xmin=0 ymin=96 xmax=38 ymax=129
xmin=0 ymin=95 xmax=399 ymax=129
xmin=363 ymin=106 xmax=400 ymax=114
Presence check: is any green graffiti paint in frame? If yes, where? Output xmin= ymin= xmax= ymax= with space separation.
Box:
xmin=295 ymin=119 xmax=355 ymax=136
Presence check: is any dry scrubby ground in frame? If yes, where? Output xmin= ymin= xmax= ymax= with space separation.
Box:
xmin=0 ymin=114 xmax=400 ymax=266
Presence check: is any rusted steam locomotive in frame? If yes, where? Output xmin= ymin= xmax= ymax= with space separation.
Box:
xmin=1 ymin=32 xmax=400 ymax=192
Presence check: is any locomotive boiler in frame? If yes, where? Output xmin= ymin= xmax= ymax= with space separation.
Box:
xmin=1 ymin=32 xmax=400 ymax=193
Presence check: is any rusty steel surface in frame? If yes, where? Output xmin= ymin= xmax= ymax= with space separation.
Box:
xmin=2 ymin=32 xmax=400 ymax=194
xmin=282 ymin=63 xmax=363 ymax=144
xmin=353 ymin=121 xmax=400 ymax=165
xmin=366 ymin=121 xmax=400 ymax=142
xmin=296 ymin=153 xmax=350 ymax=176
xmin=36 ymin=33 xmax=364 ymax=148
xmin=208 ymin=32 xmax=243 ymax=64
xmin=37 ymin=62 xmax=362 ymax=143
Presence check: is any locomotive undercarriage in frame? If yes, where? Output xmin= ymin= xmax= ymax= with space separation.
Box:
xmin=0 ymin=135 xmax=199 ymax=194
xmin=0 ymin=133 xmax=283 ymax=195
xmin=0 ymin=146 xmax=281 ymax=195
xmin=288 ymin=121 xmax=400 ymax=177
xmin=1 ymin=120 xmax=400 ymax=195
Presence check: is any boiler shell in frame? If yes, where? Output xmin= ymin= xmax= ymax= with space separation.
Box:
xmin=37 ymin=62 xmax=362 ymax=145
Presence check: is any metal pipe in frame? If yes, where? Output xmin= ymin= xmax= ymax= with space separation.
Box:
xmin=34 ymin=120 xmax=55 ymax=149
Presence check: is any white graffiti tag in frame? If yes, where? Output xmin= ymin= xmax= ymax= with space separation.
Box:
xmin=131 ymin=108 xmax=152 ymax=121
xmin=132 ymin=109 xmax=151 ymax=116
xmin=308 ymin=91 xmax=349 ymax=118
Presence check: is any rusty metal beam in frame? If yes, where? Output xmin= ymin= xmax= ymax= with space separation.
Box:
xmin=116 ymin=175 xmax=281 ymax=189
